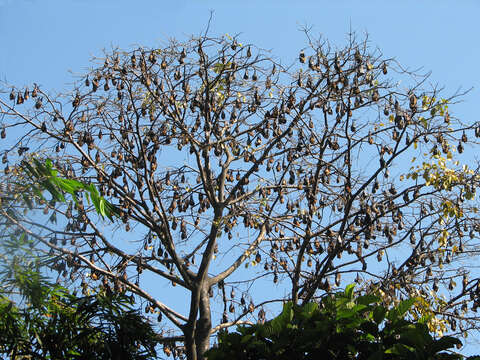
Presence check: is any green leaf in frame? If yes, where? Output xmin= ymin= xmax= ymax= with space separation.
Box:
xmin=20 ymin=159 xmax=119 ymax=221
xmin=90 ymin=193 xmax=101 ymax=215
xmin=345 ymin=284 xmax=355 ymax=300
xmin=398 ymin=327 xmax=428 ymax=349
xmin=386 ymin=298 xmax=417 ymax=323
xmin=396 ymin=298 xmax=417 ymax=317
xmin=356 ymin=294 xmax=380 ymax=306
xmin=373 ymin=306 xmax=386 ymax=324
xmin=336 ymin=308 xmax=356 ymax=320
xmin=99 ymin=198 xmax=106 ymax=218
xmin=257 ymin=302 xmax=293 ymax=338
xmin=385 ymin=343 xmax=414 ymax=356
xmin=299 ymin=302 xmax=318 ymax=319
xmin=55 ymin=178 xmax=84 ymax=194
xmin=427 ymin=335 xmax=462 ymax=354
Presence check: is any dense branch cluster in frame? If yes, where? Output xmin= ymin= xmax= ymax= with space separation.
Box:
xmin=1 ymin=33 xmax=480 ymax=359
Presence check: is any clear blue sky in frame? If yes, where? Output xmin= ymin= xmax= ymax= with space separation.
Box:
xmin=2 ymin=0 xmax=480 ymax=355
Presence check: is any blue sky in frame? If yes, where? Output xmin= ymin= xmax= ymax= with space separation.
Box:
xmin=2 ymin=0 xmax=480 ymax=102
xmin=2 ymin=0 xmax=480 ymax=355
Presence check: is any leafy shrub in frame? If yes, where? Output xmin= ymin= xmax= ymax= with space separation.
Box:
xmin=206 ymin=285 xmax=473 ymax=360
xmin=0 ymin=235 xmax=158 ymax=360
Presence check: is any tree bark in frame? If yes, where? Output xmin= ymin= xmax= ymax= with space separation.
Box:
xmin=195 ymin=285 xmax=212 ymax=360
xmin=184 ymin=285 xmax=212 ymax=360
xmin=184 ymin=328 xmax=197 ymax=360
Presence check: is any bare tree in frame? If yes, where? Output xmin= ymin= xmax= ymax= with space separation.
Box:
xmin=1 ymin=32 xmax=480 ymax=359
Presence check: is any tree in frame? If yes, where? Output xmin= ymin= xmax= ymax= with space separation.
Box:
xmin=0 ymin=268 xmax=160 ymax=359
xmin=206 ymin=285 xmax=470 ymax=360
xmin=0 ymin=181 xmax=159 ymax=359
xmin=1 ymin=31 xmax=480 ymax=359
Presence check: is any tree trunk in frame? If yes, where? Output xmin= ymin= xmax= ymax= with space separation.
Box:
xmin=195 ymin=286 xmax=212 ymax=360
xmin=184 ymin=285 xmax=212 ymax=360
xmin=184 ymin=329 xmax=197 ymax=360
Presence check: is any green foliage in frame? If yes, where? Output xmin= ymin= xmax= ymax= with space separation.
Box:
xmin=0 ymin=270 xmax=159 ymax=359
xmin=0 ymin=233 xmax=158 ymax=359
xmin=20 ymin=158 xmax=120 ymax=220
xmin=206 ymin=285 xmax=470 ymax=360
